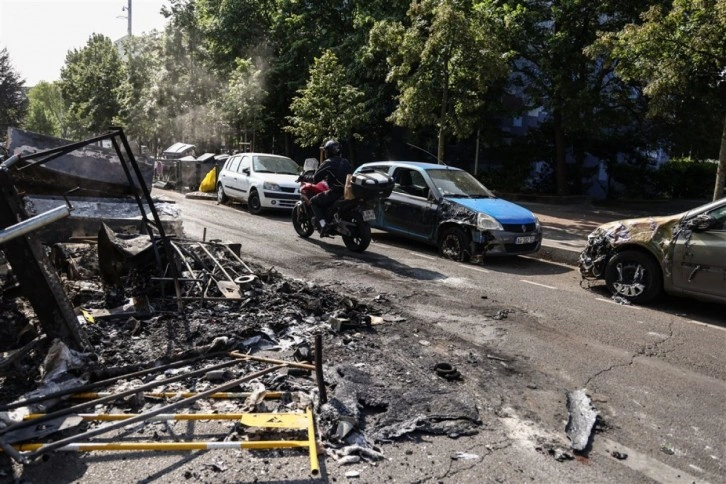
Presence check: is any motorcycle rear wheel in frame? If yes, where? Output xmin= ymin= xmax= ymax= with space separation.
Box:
xmin=342 ymin=216 xmax=371 ymax=252
xmin=292 ymin=204 xmax=315 ymax=238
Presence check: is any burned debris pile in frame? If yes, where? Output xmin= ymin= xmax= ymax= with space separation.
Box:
xmin=0 ymin=230 xmax=482 ymax=473
xmin=0 ymin=127 xmax=484 ymax=476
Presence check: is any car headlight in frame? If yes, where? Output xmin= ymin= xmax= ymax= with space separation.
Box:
xmin=263 ymin=181 xmax=281 ymax=191
xmin=477 ymin=213 xmax=503 ymax=231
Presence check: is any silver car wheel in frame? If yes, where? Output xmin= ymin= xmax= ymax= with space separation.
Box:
xmin=611 ymin=262 xmax=646 ymax=298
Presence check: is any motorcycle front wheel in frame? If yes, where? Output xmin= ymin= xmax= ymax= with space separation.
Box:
xmin=342 ymin=216 xmax=372 ymax=252
xmin=292 ymin=203 xmax=315 ymax=238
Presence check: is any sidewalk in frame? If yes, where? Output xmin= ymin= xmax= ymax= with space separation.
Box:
xmin=522 ymin=199 xmax=705 ymax=266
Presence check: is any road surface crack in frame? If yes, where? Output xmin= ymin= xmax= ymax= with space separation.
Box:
xmin=584 ymin=321 xmax=676 ymax=387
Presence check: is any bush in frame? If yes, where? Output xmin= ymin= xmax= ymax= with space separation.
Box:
xmin=608 ymin=160 xmax=660 ymax=199
xmin=655 ymin=158 xmax=717 ymax=199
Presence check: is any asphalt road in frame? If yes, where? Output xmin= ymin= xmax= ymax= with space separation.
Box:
xmin=146 ymin=191 xmax=726 ymax=484
xmin=13 ymin=191 xmax=710 ymax=484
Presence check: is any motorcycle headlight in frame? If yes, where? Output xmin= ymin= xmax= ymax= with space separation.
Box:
xmin=263 ymin=181 xmax=281 ymax=191
xmin=477 ymin=213 xmax=503 ymax=231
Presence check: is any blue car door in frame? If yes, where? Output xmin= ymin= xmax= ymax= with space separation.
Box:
xmin=380 ymin=168 xmax=437 ymax=241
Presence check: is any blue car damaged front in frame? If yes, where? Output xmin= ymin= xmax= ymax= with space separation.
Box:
xmin=356 ymin=161 xmax=542 ymax=262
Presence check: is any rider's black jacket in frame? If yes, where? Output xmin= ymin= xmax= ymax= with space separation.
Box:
xmin=312 ymin=155 xmax=352 ymax=192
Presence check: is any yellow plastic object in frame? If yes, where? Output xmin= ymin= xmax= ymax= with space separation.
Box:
xmin=80 ymin=309 xmax=95 ymax=324
xmin=199 ymin=166 xmax=217 ymax=192
xmin=239 ymin=406 xmax=319 ymax=476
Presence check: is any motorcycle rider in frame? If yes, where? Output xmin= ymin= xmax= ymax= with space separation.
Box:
xmin=310 ymin=139 xmax=353 ymax=236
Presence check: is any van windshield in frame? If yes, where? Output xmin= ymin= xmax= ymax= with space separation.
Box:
xmin=253 ymin=156 xmax=300 ymax=175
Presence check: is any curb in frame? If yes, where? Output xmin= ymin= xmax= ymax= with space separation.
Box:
xmin=185 ymin=191 xmax=217 ymax=201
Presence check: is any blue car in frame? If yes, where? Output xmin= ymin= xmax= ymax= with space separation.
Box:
xmin=354 ymin=161 xmax=542 ymax=262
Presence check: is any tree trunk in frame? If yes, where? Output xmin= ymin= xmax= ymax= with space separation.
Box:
xmin=438 ymin=66 xmax=449 ymax=163
xmin=713 ymin=112 xmax=726 ymax=201
xmin=553 ymin=109 xmax=567 ymax=195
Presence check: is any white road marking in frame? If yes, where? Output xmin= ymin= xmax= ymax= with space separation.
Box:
xmin=595 ymin=297 xmax=642 ymax=309
xmin=410 ymin=252 xmax=436 ymax=260
xmin=596 ymin=437 xmax=705 ymax=484
xmin=520 ymin=279 xmax=557 ymax=289
xmin=462 ymin=266 xmax=491 ymax=274
xmin=371 ymin=242 xmax=395 ymax=250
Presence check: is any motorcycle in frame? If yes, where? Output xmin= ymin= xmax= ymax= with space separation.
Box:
xmin=291 ymin=158 xmax=394 ymax=253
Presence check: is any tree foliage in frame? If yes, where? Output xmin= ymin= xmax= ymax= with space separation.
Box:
xmin=11 ymin=0 xmax=723 ymax=200
xmin=495 ymin=0 xmax=668 ymax=195
xmin=60 ymin=34 xmax=125 ymax=137
xmin=600 ymin=0 xmax=726 ymax=200
xmin=370 ymin=0 xmax=509 ymax=161
xmin=24 ymin=81 xmax=67 ymax=137
xmin=285 ymin=50 xmax=368 ymax=153
xmin=115 ymin=34 xmax=165 ymax=152
xmin=222 ymin=58 xmax=267 ymax=148
xmin=0 ymin=47 xmax=27 ymax=139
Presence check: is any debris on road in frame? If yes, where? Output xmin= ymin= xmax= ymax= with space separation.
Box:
xmin=565 ymin=389 xmax=599 ymax=452
xmin=434 ymin=362 xmax=462 ymax=381
xmin=451 ymin=451 xmax=480 ymax=461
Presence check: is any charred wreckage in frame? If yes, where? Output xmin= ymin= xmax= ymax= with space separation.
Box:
xmin=0 ymin=128 xmax=492 ymax=478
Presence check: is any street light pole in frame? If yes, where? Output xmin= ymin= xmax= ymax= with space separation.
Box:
xmin=119 ymin=0 xmax=132 ymax=37
xmin=127 ymin=0 xmax=132 ymax=36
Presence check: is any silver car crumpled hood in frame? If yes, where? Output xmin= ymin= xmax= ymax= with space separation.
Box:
xmin=577 ymin=214 xmax=682 ymax=280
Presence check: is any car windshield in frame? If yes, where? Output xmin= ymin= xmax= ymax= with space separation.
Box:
xmin=426 ymin=168 xmax=494 ymax=198
xmin=253 ymin=156 xmax=300 ymax=174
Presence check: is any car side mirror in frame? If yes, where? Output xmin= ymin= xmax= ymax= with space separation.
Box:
xmin=686 ymin=214 xmax=715 ymax=232
xmin=242 ymin=167 xmax=250 ymax=175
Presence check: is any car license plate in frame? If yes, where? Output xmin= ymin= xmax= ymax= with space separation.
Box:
xmin=362 ymin=209 xmax=375 ymax=221
xmin=516 ymin=235 xmax=536 ymax=244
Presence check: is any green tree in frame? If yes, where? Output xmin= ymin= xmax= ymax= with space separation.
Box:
xmin=115 ymin=34 xmax=164 ymax=153
xmin=285 ymin=50 xmax=368 ymax=156
xmin=153 ymin=21 xmax=226 ymax=152
xmin=60 ymin=34 xmax=125 ymax=137
xmin=24 ymin=81 xmax=67 ymax=137
xmin=193 ymin=0 xmax=275 ymax=69
xmin=601 ymin=0 xmax=726 ymax=200
xmin=223 ymin=58 xmax=267 ymax=150
xmin=370 ymin=0 xmax=509 ymax=162
xmin=495 ymin=0 xmax=668 ymax=195
xmin=0 ymin=47 xmax=28 ymax=138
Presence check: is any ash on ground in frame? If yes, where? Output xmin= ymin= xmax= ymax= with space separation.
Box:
xmin=0 ymin=239 xmax=484 ymax=470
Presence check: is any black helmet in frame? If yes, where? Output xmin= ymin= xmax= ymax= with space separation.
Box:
xmin=322 ymin=139 xmax=341 ymax=158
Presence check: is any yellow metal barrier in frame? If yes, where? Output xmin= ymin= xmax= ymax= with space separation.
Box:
xmin=17 ymin=406 xmax=320 ymax=476
xmin=239 ymin=406 xmax=319 ymax=476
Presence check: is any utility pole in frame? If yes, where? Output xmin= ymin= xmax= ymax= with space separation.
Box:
xmin=127 ymin=0 xmax=132 ymax=36
xmin=120 ymin=0 xmax=132 ymax=36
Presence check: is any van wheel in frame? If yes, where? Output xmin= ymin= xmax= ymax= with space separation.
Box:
xmin=439 ymin=226 xmax=471 ymax=262
xmin=604 ymin=250 xmax=662 ymax=303
xmin=217 ymin=184 xmax=227 ymax=204
xmin=247 ymin=189 xmax=262 ymax=214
